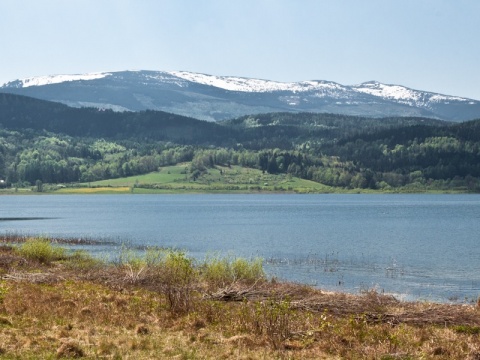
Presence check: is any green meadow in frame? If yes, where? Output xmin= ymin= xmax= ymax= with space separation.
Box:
xmin=55 ymin=163 xmax=333 ymax=194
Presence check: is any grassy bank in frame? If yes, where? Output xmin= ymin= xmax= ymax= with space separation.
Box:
xmin=1 ymin=236 xmax=480 ymax=359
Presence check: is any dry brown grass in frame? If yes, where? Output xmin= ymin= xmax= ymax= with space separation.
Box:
xmin=1 ymin=241 xmax=480 ymax=359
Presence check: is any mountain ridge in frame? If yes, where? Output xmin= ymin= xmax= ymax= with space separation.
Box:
xmin=2 ymin=70 xmax=479 ymax=122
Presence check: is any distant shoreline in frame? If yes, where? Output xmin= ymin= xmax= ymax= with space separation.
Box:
xmin=0 ymin=186 xmax=471 ymax=195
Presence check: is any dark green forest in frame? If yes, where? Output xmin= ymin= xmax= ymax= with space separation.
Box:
xmin=1 ymin=93 xmax=480 ymax=192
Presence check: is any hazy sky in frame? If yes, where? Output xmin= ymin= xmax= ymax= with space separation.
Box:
xmin=1 ymin=0 xmax=479 ymax=99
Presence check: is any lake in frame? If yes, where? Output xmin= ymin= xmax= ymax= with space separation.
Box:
xmin=1 ymin=193 xmax=479 ymax=303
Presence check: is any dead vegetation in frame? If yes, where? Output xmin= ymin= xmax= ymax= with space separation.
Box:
xmin=1 ymin=236 xmax=480 ymax=359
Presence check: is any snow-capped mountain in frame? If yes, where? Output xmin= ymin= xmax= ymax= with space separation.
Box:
xmin=3 ymin=72 xmax=111 ymax=88
xmin=2 ymin=70 xmax=479 ymax=122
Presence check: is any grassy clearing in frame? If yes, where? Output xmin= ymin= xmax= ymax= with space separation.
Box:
xmin=84 ymin=164 xmax=190 ymax=187
xmin=53 ymin=163 xmax=332 ymax=194
xmin=1 ymin=237 xmax=480 ymax=359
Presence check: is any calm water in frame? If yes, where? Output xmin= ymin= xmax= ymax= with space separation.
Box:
xmin=1 ymin=194 xmax=480 ymax=303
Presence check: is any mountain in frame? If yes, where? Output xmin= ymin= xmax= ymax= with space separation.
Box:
xmin=2 ymin=70 xmax=479 ymax=122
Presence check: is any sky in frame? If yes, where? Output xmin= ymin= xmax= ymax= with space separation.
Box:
xmin=1 ymin=0 xmax=479 ymax=100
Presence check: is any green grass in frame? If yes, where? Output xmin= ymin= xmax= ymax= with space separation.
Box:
xmin=85 ymin=164 xmax=189 ymax=187
xmin=64 ymin=163 xmax=332 ymax=194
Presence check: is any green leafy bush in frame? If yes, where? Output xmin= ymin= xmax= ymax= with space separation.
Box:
xmin=159 ymin=250 xmax=197 ymax=314
xmin=17 ymin=238 xmax=66 ymax=264
xmin=115 ymin=247 xmax=198 ymax=313
xmin=200 ymin=255 xmax=264 ymax=287
xmin=114 ymin=247 xmax=265 ymax=313
xmin=231 ymin=257 xmax=264 ymax=282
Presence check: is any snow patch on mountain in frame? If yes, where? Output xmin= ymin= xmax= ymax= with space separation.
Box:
xmin=3 ymin=72 xmax=111 ymax=88
xmin=141 ymin=73 xmax=190 ymax=88
xmin=352 ymin=81 xmax=469 ymax=107
xmin=353 ymin=82 xmax=421 ymax=101
xmin=429 ymin=94 xmax=468 ymax=103
xmin=166 ymin=71 xmax=474 ymax=107
xmin=167 ymin=71 xmax=342 ymax=93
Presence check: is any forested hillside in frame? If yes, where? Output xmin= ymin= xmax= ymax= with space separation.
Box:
xmin=1 ymin=93 xmax=479 ymax=192
xmin=0 ymin=93 xmax=235 ymax=144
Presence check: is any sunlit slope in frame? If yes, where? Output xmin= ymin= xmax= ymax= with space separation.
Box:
xmin=67 ymin=164 xmax=331 ymax=193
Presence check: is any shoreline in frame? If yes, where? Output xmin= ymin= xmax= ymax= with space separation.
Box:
xmin=1 ymin=234 xmax=476 ymax=306
xmin=1 ymin=237 xmax=480 ymax=358
xmin=0 ymin=186 xmax=473 ymax=195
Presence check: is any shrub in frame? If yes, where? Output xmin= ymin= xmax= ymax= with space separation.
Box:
xmin=200 ymin=256 xmax=231 ymax=287
xmin=159 ymin=250 xmax=197 ymax=314
xmin=116 ymin=245 xmax=146 ymax=269
xmin=17 ymin=238 xmax=66 ymax=264
xmin=113 ymin=247 xmax=265 ymax=314
xmin=200 ymin=255 xmax=264 ymax=287
xmin=231 ymin=257 xmax=264 ymax=283
xmin=240 ymin=297 xmax=295 ymax=349
xmin=63 ymin=250 xmax=102 ymax=271
xmin=116 ymin=247 xmax=198 ymax=313
xmin=115 ymin=245 xmax=148 ymax=283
